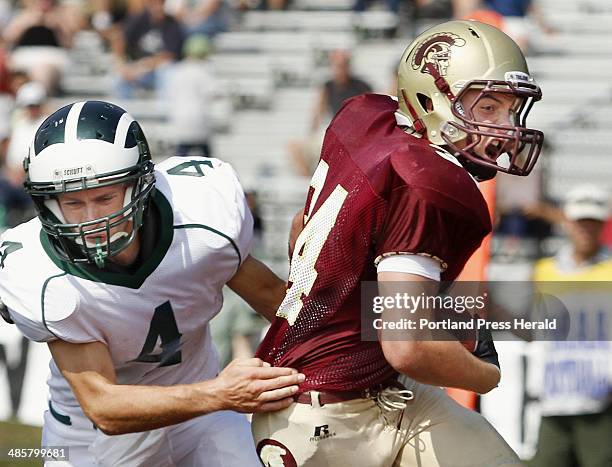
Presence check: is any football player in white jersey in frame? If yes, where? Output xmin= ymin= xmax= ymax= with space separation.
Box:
xmin=0 ymin=101 xmax=303 ymax=466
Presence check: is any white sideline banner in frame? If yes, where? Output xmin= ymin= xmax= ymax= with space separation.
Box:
xmin=0 ymin=324 xmax=50 ymax=426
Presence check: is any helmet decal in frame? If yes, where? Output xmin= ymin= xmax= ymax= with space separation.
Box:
xmin=257 ymin=439 xmax=297 ymax=467
xmin=411 ymin=32 xmax=466 ymax=78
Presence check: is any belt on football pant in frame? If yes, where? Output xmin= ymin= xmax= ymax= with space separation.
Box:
xmin=293 ymin=380 xmax=404 ymax=406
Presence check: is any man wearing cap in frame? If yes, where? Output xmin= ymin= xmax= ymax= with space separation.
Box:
xmin=5 ymin=81 xmax=48 ymax=183
xmin=529 ymin=184 xmax=612 ymax=467
xmin=166 ymin=34 xmax=215 ymax=158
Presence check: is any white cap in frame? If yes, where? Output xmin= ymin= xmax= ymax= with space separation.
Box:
xmin=564 ymin=185 xmax=610 ymax=221
xmin=15 ymin=81 xmax=46 ymax=107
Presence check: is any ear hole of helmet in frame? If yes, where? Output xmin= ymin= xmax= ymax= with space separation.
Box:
xmin=416 ymin=93 xmax=433 ymax=113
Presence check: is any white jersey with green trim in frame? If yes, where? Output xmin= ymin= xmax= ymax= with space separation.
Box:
xmin=0 ymin=156 xmax=253 ymax=421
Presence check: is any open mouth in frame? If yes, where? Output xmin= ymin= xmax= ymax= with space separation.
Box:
xmin=485 ymin=139 xmax=504 ymax=159
xmin=76 ymin=231 xmax=128 ymax=248
xmin=83 ymin=235 xmax=108 ymax=248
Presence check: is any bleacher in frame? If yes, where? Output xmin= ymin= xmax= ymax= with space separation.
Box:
xmin=55 ymin=0 xmax=612 ymax=267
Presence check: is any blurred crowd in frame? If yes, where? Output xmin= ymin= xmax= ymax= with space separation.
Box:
xmin=0 ymin=0 xmax=557 ymax=195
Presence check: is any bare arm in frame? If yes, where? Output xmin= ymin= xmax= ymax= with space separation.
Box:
xmin=311 ymin=87 xmax=329 ymax=132
xmin=377 ymin=271 xmax=500 ymax=394
xmin=2 ymin=12 xmax=39 ymax=45
xmin=49 ymin=340 xmax=303 ymax=435
xmin=288 ymin=208 xmax=305 ymax=258
xmin=112 ymin=23 xmax=174 ymax=76
xmin=195 ymin=0 xmax=222 ymax=20
xmin=529 ymin=3 xmax=556 ymax=34
xmin=136 ymin=51 xmax=175 ymax=72
xmin=228 ymin=255 xmax=287 ymax=322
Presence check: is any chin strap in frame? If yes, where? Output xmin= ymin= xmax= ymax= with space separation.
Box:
xmin=423 ymin=63 xmax=456 ymax=101
xmin=93 ymin=238 xmax=105 ymax=269
xmin=456 ymin=154 xmax=497 ymax=182
xmin=401 ymin=89 xmax=427 ymax=136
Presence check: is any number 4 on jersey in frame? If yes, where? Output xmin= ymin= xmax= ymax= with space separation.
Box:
xmin=277 ymin=160 xmax=348 ymax=325
xmin=131 ymin=301 xmax=182 ymax=367
xmin=167 ymin=160 xmax=213 ymax=177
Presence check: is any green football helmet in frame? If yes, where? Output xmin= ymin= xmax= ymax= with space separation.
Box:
xmin=23 ymin=101 xmax=155 ymax=268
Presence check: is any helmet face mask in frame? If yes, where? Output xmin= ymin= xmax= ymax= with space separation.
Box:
xmin=442 ymin=79 xmax=544 ymax=177
xmin=24 ymin=101 xmax=155 ymax=268
xmin=38 ymin=168 xmax=155 ymax=268
xmin=397 ymin=20 xmax=544 ymax=180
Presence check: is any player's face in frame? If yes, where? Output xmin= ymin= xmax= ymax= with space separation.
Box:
xmin=57 ymin=183 xmax=131 ymax=242
xmin=58 ymin=183 xmax=126 ymax=229
xmin=57 ymin=183 xmax=140 ymax=266
xmin=456 ymin=89 xmax=522 ymax=162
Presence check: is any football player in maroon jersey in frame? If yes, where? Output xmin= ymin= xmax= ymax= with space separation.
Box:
xmin=251 ymin=20 xmax=543 ymax=466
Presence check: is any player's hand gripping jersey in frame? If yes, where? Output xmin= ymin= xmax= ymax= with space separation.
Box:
xmin=257 ymin=95 xmax=492 ymax=392
xmin=0 ymin=157 xmax=253 ymax=422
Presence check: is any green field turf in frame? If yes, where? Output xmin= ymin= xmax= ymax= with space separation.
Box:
xmin=0 ymin=420 xmax=42 ymax=467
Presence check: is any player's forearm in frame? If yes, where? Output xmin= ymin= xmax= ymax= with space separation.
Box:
xmin=80 ymin=378 xmax=221 ymax=435
xmin=229 ymin=256 xmax=287 ymax=322
xmin=383 ymin=340 xmax=500 ymax=394
xmin=246 ymin=280 xmax=286 ymax=322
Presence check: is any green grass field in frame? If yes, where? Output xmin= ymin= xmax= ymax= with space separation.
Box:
xmin=0 ymin=420 xmax=43 ymax=467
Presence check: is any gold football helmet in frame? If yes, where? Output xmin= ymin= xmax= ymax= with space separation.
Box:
xmin=397 ymin=20 xmax=543 ymax=179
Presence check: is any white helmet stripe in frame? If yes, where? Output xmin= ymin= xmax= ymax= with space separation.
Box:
xmin=114 ymin=112 xmax=135 ymax=146
xmin=64 ymin=101 xmax=87 ymax=143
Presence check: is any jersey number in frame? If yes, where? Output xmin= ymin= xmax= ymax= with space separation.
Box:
xmin=167 ymin=160 xmax=213 ymax=177
xmin=132 ymin=301 xmax=182 ymax=367
xmin=277 ymin=160 xmax=348 ymax=325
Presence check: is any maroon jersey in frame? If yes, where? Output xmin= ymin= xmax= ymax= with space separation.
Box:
xmin=256 ymin=94 xmax=491 ymax=392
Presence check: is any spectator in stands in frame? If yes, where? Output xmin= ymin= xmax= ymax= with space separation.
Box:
xmin=90 ymin=0 xmax=129 ymax=55
xmin=90 ymin=0 xmax=128 ymax=31
xmin=7 ymin=70 xmax=30 ymax=97
xmin=255 ymin=0 xmax=291 ymax=10
xmin=529 ymin=184 xmax=612 ymax=467
xmin=0 ymin=169 xmax=33 ymax=230
xmin=288 ymin=50 xmax=372 ymax=176
xmin=166 ymin=34 xmax=216 ymax=157
xmin=5 ymin=81 xmax=47 ymax=185
xmin=0 ymin=99 xmax=10 ymax=164
xmin=451 ymin=0 xmax=479 ymax=19
xmin=353 ymin=0 xmax=400 ymax=14
xmin=0 ymin=49 xmax=13 ymax=153
xmin=0 ymin=46 xmax=10 ymax=95
xmin=602 ymin=217 xmax=612 ymax=249
xmin=355 ymin=0 xmax=453 ymax=20
xmin=0 ymin=0 xmax=12 ymax=31
xmin=493 ymin=159 xmax=555 ymax=259
xmin=211 ymin=287 xmax=268 ymax=367
xmin=113 ymin=0 xmax=185 ymax=99
xmin=168 ymin=0 xmax=233 ymax=38
xmin=2 ymin=0 xmax=80 ymax=95
xmin=457 ymin=0 xmax=553 ymax=51
xmin=0 ymin=80 xmax=36 ymax=230
xmin=455 ymin=1 xmax=505 ymax=28
xmin=315 ymin=50 xmax=372 ymax=129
